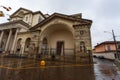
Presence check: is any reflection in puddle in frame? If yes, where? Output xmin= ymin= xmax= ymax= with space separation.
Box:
xmin=0 ymin=58 xmax=96 ymax=80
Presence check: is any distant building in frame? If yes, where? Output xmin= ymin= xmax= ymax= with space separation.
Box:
xmin=93 ymin=41 xmax=120 ymax=60
xmin=0 ymin=7 xmax=92 ymax=62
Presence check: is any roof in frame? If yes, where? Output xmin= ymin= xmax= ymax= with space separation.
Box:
xmin=30 ymin=13 xmax=92 ymax=30
xmin=10 ymin=7 xmax=32 ymax=18
xmin=10 ymin=7 xmax=45 ymax=18
xmin=95 ymin=41 xmax=120 ymax=47
xmin=0 ymin=20 xmax=31 ymax=28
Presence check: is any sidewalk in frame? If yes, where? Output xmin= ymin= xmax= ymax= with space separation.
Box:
xmin=114 ymin=59 xmax=120 ymax=78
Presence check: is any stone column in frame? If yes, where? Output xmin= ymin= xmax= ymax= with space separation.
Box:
xmin=11 ymin=28 xmax=20 ymax=53
xmin=0 ymin=30 xmax=4 ymax=47
xmin=5 ymin=29 xmax=12 ymax=51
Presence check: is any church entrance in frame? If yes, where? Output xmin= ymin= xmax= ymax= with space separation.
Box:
xmin=56 ymin=41 xmax=64 ymax=55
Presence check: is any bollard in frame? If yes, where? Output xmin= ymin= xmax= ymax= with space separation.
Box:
xmin=40 ymin=60 xmax=46 ymax=66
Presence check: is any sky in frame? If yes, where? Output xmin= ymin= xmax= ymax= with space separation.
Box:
xmin=0 ymin=0 xmax=120 ymax=48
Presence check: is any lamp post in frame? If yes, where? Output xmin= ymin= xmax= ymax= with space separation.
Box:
xmin=112 ymin=30 xmax=119 ymax=59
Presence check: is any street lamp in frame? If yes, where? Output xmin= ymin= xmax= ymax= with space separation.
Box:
xmin=112 ymin=30 xmax=119 ymax=59
xmin=104 ymin=30 xmax=119 ymax=59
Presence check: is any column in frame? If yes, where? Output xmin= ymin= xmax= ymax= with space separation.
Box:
xmin=0 ymin=30 xmax=4 ymax=47
xmin=5 ymin=29 xmax=12 ymax=51
xmin=11 ymin=28 xmax=20 ymax=53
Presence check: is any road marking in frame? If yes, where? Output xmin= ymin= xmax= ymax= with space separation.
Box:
xmin=0 ymin=59 xmax=94 ymax=70
xmin=0 ymin=59 xmax=37 ymax=67
xmin=0 ymin=66 xmax=9 ymax=69
xmin=7 ymin=64 xmax=93 ymax=70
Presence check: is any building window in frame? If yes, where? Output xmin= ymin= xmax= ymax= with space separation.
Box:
xmin=118 ymin=44 xmax=120 ymax=49
xmin=26 ymin=16 xmax=28 ymax=21
xmin=25 ymin=38 xmax=31 ymax=50
xmin=105 ymin=45 xmax=111 ymax=51
xmin=38 ymin=16 xmax=42 ymax=23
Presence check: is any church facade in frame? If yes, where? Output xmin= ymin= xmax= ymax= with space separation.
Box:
xmin=0 ymin=8 xmax=92 ymax=62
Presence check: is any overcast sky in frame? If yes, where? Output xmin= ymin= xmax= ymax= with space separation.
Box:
xmin=0 ymin=0 xmax=120 ymax=48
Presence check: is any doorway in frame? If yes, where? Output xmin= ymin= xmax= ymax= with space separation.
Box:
xmin=56 ymin=41 xmax=64 ymax=55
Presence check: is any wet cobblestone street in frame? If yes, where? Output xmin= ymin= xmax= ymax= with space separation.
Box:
xmin=0 ymin=58 xmax=119 ymax=80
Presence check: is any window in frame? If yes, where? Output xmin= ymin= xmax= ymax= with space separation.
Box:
xmin=26 ymin=16 xmax=28 ymax=21
xmin=25 ymin=38 xmax=31 ymax=49
xmin=118 ymin=44 xmax=120 ymax=49
xmin=105 ymin=45 xmax=111 ymax=51
xmin=38 ymin=16 xmax=42 ymax=23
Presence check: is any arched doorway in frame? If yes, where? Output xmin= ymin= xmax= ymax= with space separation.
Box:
xmin=41 ymin=38 xmax=48 ymax=55
xmin=40 ymin=23 xmax=74 ymax=56
xmin=16 ymin=38 xmax=22 ymax=53
xmin=24 ymin=38 xmax=31 ymax=54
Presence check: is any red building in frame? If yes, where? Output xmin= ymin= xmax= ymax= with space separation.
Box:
xmin=93 ymin=41 xmax=120 ymax=60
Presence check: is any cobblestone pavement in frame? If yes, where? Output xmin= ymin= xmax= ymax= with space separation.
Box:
xmin=94 ymin=58 xmax=120 ymax=80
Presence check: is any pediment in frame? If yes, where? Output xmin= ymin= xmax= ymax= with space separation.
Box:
xmin=10 ymin=7 xmax=32 ymax=18
xmin=30 ymin=13 xmax=92 ymax=30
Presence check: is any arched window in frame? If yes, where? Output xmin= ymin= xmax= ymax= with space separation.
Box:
xmin=41 ymin=38 xmax=48 ymax=54
xmin=16 ymin=38 xmax=22 ymax=52
xmin=24 ymin=38 xmax=31 ymax=52
xmin=80 ymin=41 xmax=86 ymax=53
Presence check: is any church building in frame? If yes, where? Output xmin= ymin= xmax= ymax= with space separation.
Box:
xmin=0 ymin=8 xmax=92 ymax=63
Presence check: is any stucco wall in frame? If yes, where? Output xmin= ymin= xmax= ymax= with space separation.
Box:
xmin=49 ymin=30 xmax=74 ymax=49
xmin=32 ymin=14 xmax=44 ymax=26
xmin=93 ymin=52 xmax=115 ymax=60
xmin=94 ymin=43 xmax=116 ymax=53
xmin=95 ymin=44 xmax=105 ymax=52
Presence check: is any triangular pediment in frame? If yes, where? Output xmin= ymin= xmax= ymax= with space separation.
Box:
xmin=10 ymin=7 xmax=32 ymax=18
xmin=30 ymin=13 xmax=92 ymax=30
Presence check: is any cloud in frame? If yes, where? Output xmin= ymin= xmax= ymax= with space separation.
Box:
xmin=1 ymin=0 xmax=120 ymax=47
